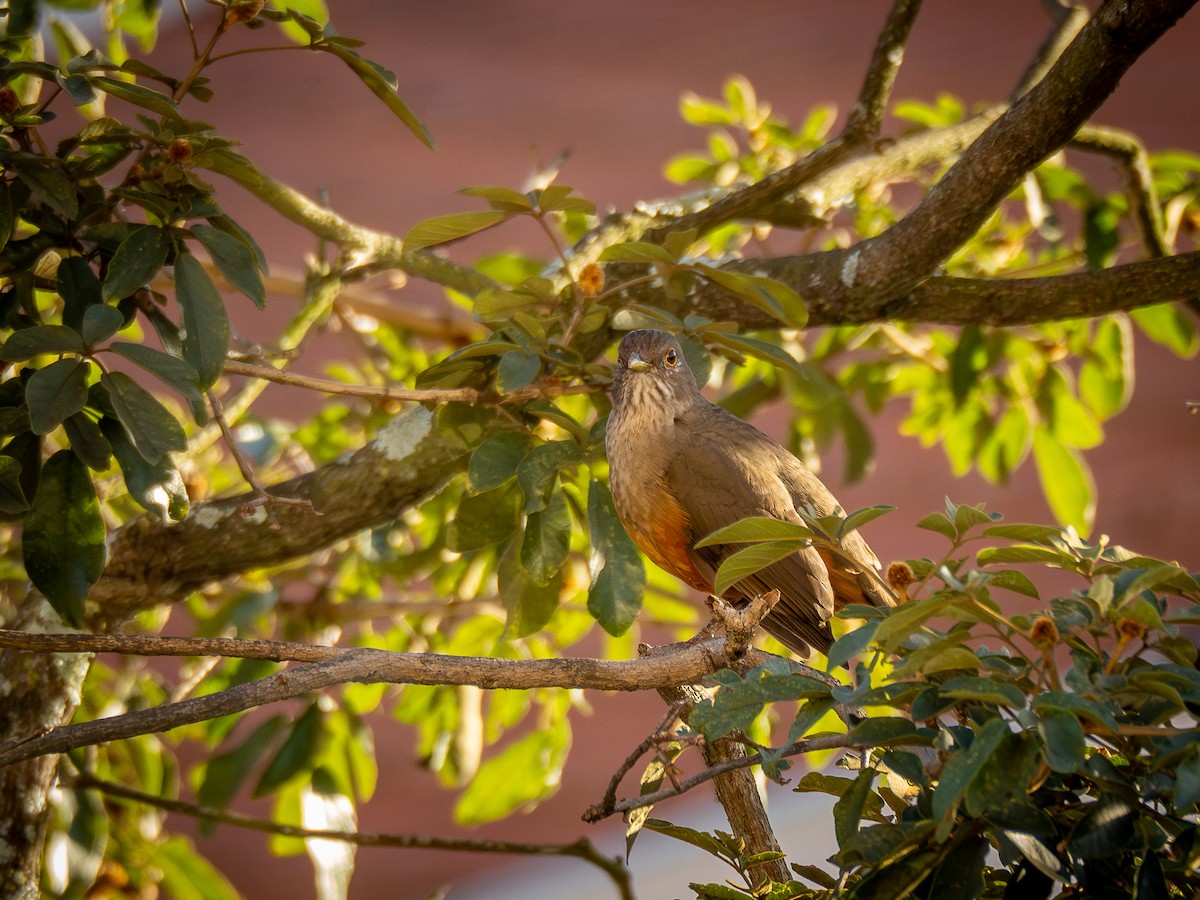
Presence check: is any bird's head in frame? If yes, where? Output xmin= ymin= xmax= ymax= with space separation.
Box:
xmin=610 ymin=329 xmax=700 ymax=417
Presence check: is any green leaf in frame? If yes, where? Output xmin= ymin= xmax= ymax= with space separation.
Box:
xmin=713 ymin=540 xmax=802 ymax=598
xmin=515 ymin=440 xmax=580 ymax=514
xmin=175 ymin=252 xmax=231 ymax=389
xmin=154 ymin=836 xmax=241 ymax=900
xmin=81 ymin=305 xmax=125 ymax=346
xmin=321 ymin=43 xmax=434 ymax=148
xmin=467 ymin=431 xmax=532 ymax=493
xmin=938 ymin=676 xmax=1025 ymax=708
xmin=587 ymin=479 xmax=645 ymax=636
xmin=696 ymin=516 xmax=813 ymax=547
xmin=1036 ymin=709 xmax=1085 ymax=774
xmin=458 ymin=185 xmax=534 ymax=212
xmin=196 ymin=716 xmax=286 ymax=815
xmin=839 ymin=505 xmax=895 ymax=538
xmin=446 ymin=485 xmax=521 ymax=552
xmin=1174 ymin=746 xmax=1200 ymax=809
xmin=644 ymin=819 xmax=726 ymax=859
xmin=454 ymin=724 xmax=568 ymax=824
xmin=844 ymin=717 xmax=918 ymax=747
xmin=1032 ymin=425 xmax=1095 ymax=535
xmin=2 ymin=324 xmax=85 ymax=361
xmin=521 ymin=490 xmax=571 ymax=585
xmin=26 ymin=358 xmax=90 ymax=434
xmin=931 ymin=718 xmax=1009 ymax=828
xmin=22 ymin=450 xmax=106 ymax=626
xmin=404 ymin=210 xmax=508 ymax=251
xmin=499 ymin=539 xmax=562 ymax=638
xmin=14 ymin=162 xmax=79 ymax=219
xmin=91 ymin=75 xmax=181 ymax=119
xmin=254 ymin=705 xmax=324 ymax=797
xmin=63 ymin=413 xmax=111 ymax=472
xmin=1070 ymin=796 xmax=1138 ymax=858
xmin=833 ymin=767 xmax=878 ymax=847
xmin=0 ymin=455 xmax=30 ymax=516
xmin=1131 ymin=302 xmax=1198 ymax=357
xmin=103 ymin=225 xmax=170 ymax=302
xmin=101 ymin=371 xmax=188 ymax=461
xmin=708 ymin=331 xmax=807 ymax=377
xmin=192 ymin=224 xmax=266 ymax=309
xmin=109 ymin=342 xmax=205 ymax=420
xmin=981 ymin=523 xmax=1063 ymax=543
xmin=56 ymin=256 xmax=103 ymax=332
xmin=916 ymin=511 xmax=957 ymax=542
xmin=692 ymin=264 xmax=808 ymax=328
xmin=496 ymin=348 xmax=541 ymax=392
xmin=598 ymin=241 xmax=679 ymax=265
xmin=100 ymin=417 xmax=189 ymax=521
xmin=986 ymin=568 xmax=1040 ymax=598
xmin=1079 ymin=316 xmax=1132 ymax=417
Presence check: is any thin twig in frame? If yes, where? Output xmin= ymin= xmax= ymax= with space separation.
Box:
xmin=1013 ymin=2 xmax=1090 ymax=98
xmin=1072 ymin=124 xmax=1170 ymax=258
xmin=599 ymin=700 xmax=689 ymax=819
xmin=843 ymin=0 xmax=925 ymax=141
xmin=71 ymin=771 xmax=635 ymax=900
xmin=220 ymin=359 xmax=600 ymax=405
xmin=205 ymin=388 xmax=312 ymax=509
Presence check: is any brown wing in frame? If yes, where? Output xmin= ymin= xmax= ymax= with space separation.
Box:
xmin=665 ymin=407 xmax=837 ymax=656
xmin=774 ymin=456 xmax=895 ymax=612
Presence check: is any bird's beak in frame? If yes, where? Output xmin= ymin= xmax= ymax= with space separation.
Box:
xmin=627 ymin=354 xmax=652 ymax=372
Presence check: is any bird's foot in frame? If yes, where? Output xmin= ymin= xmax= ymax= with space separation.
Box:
xmin=707 ymin=590 xmax=780 ymax=662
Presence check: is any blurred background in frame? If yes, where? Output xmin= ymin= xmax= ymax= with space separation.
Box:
xmin=134 ymin=2 xmax=1199 ymax=896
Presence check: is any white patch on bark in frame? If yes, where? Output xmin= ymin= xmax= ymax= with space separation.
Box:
xmin=840 ymin=250 xmax=860 ymax=287
xmin=376 ymin=406 xmax=432 ymax=461
xmin=193 ymin=505 xmax=232 ymax=529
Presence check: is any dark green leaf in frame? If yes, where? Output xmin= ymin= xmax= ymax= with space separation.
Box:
xmin=496 ymin=349 xmax=541 ymax=392
xmin=175 ymin=252 xmax=231 ymax=388
xmin=833 ymin=767 xmax=878 ymax=847
xmin=101 ymin=371 xmax=187 ymax=461
xmin=587 ymin=479 xmax=645 ymax=636
xmin=949 ymin=324 xmax=986 ymax=404
xmin=515 ymin=440 xmax=580 ymax=514
xmin=100 ymin=417 xmax=189 ymax=521
xmin=499 ymin=538 xmax=562 ymax=638
xmin=14 ymin=162 xmax=79 ymax=219
xmin=1070 ymin=796 xmax=1137 ymax=858
xmin=81 ymin=304 xmax=124 ymax=346
xmin=2 ymin=324 xmax=85 ymax=361
xmin=938 ymin=676 xmax=1025 ymax=708
xmin=109 ymin=342 xmax=204 ymax=421
xmin=0 ymin=182 xmax=11 ymax=252
xmin=26 ymin=358 xmax=90 ymax=434
xmin=22 ymin=450 xmax=106 ymax=625
xmin=844 ymin=716 xmax=919 ymax=747
xmin=254 ymin=704 xmax=324 ymax=796
xmin=197 ymin=716 xmax=286 ymax=815
xmin=102 ymin=225 xmax=170 ymax=302
xmin=931 ymin=718 xmax=1009 ymax=827
xmin=0 ymin=455 xmax=30 ymax=516
xmin=708 ymin=331 xmax=806 ymax=377
xmin=643 ymin=819 xmax=726 ymax=859
xmin=827 ymin=618 xmax=880 ymax=670
xmin=56 ymin=255 xmax=103 ymax=333
xmin=1036 ymin=709 xmax=1085 ymax=774
xmin=63 ymin=412 xmax=111 ymax=472
xmin=521 ymin=490 xmax=571 ymax=584
xmin=1174 ymin=747 xmax=1200 ymax=809
xmin=467 ymin=431 xmax=532 ymax=494
xmin=91 ymin=75 xmax=182 ymax=119
xmin=192 ymin=224 xmax=266 ymax=309
xmin=445 ymin=485 xmax=520 ymax=551
xmin=839 ymin=505 xmax=895 ymax=538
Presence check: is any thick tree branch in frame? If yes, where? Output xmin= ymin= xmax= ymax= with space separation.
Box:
xmin=0 ymin=637 xmax=737 ymax=767
xmin=843 ymin=0 xmax=1196 ymax=303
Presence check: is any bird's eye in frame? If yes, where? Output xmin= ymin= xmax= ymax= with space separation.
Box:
xmin=664 ymin=349 xmax=678 ymax=367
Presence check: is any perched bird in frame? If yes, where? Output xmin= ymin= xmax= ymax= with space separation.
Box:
xmin=605 ymin=329 xmax=894 ymax=656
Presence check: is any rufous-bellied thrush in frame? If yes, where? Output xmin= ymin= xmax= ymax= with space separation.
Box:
xmin=606 ymin=329 xmax=894 ymax=656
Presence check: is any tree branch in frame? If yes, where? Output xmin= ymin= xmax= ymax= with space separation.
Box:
xmin=71 ymin=771 xmax=635 ymax=900
xmin=0 ymin=637 xmax=737 ymax=768
xmin=843 ymin=0 xmax=925 ymax=141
